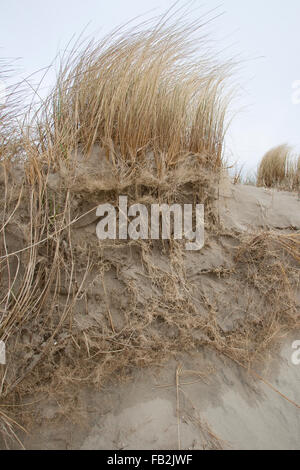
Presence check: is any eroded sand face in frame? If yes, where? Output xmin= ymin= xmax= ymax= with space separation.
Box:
xmin=21 ymin=333 xmax=300 ymax=450
xmin=1 ymin=180 xmax=300 ymax=450
xmin=218 ymin=181 xmax=300 ymax=232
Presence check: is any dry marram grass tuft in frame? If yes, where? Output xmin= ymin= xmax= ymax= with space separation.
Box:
xmin=257 ymin=144 xmax=300 ymax=190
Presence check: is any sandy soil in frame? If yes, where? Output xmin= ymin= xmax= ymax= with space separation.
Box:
xmin=1 ymin=178 xmax=300 ymax=449
xmin=19 ymin=332 xmax=300 ymax=450
xmin=8 ymin=182 xmax=298 ymax=451
xmin=218 ymin=181 xmax=300 ymax=232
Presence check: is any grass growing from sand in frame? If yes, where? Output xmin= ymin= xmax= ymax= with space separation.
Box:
xmin=257 ymin=144 xmax=300 ymax=190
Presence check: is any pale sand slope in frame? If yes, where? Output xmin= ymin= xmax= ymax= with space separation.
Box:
xmin=9 ymin=183 xmax=300 ymax=449
xmin=78 ymin=335 xmax=300 ymax=450
xmin=22 ymin=334 xmax=300 ymax=450
xmin=218 ymin=182 xmax=300 ymax=232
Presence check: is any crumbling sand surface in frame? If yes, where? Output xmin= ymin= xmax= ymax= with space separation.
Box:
xmin=18 ymin=333 xmax=300 ymax=450
xmin=1 ymin=181 xmax=299 ymax=450
xmin=218 ymin=181 xmax=300 ymax=232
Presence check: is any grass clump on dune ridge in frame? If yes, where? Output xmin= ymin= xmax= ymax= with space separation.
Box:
xmin=257 ymin=144 xmax=300 ymax=190
xmin=29 ymin=10 xmax=231 ymax=173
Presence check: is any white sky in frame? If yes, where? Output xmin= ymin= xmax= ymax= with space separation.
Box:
xmin=1 ymin=0 xmax=300 ymax=174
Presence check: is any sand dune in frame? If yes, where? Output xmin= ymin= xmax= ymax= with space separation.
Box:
xmin=5 ymin=182 xmax=298 ymax=450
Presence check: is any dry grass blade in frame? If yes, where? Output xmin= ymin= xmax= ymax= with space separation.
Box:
xmin=222 ymin=352 xmax=300 ymax=410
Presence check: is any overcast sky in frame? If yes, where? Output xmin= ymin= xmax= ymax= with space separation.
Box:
xmin=1 ymin=0 xmax=299 ymax=174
